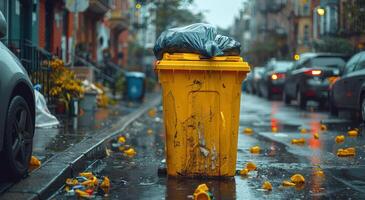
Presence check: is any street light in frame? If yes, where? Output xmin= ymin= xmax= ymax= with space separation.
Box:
xmin=136 ymin=3 xmax=142 ymax=9
xmin=317 ymin=7 xmax=325 ymax=16
xmin=294 ymin=54 xmax=300 ymax=61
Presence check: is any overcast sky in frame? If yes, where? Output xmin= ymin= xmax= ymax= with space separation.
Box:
xmin=188 ymin=0 xmax=246 ymax=29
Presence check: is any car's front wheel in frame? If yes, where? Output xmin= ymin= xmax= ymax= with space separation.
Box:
xmin=0 ymin=96 xmax=34 ymax=181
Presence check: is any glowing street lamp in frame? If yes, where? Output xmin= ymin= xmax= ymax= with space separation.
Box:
xmin=294 ymin=54 xmax=300 ymax=61
xmin=317 ymin=7 xmax=325 ymax=16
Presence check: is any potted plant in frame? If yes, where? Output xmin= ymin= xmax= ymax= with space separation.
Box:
xmin=49 ymin=58 xmax=84 ymax=115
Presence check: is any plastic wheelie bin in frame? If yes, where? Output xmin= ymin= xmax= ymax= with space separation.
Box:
xmin=125 ymin=72 xmax=146 ymax=101
xmin=155 ymin=53 xmax=250 ymax=177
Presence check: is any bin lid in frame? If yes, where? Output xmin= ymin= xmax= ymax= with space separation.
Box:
xmin=155 ymin=53 xmax=250 ymax=72
xmin=126 ymin=72 xmax=146 ymax=78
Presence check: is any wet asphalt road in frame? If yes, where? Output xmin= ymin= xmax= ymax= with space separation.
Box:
xmin=57 ymin=94 xmax=365 ymax=200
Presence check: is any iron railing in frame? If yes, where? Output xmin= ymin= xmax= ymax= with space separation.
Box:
xmin=3 ymin=39 xmax=55 ymax=104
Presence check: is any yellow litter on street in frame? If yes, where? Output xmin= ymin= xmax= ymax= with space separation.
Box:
xmin=29 ymin=156 xmax=41 ymax=167
xmin=239 ymin=168 xmax=249 ymax=176
xmin=347 ymin=130 xmax=358 ymax=137
xmin=79 ymin=172 xmax=94 ymax=179
xmin=124 ymin=148 xmax=137 ymax=157
xmin=262 ymin=181 xmax=272 ymax=191
xmin=246 ymin=162 xmax=257 ymax=171
xmin=66 ymin=178 xmax=78 ymax=186
xmin=300 ymin=128 xmax=307 ymax=134
xmin=320 ymin=124 xmax=327 ymax=131
xmin=335 ymin=135 xmax=345 ymax=143
xmin=282 ymin=180 xmax=296 ymax=187
xmin=243 ymin=128 xmax=254 ymax=134
xmin=100 ymin=176 xmax=110 ymax=194
xmin=291 ymin=138 xmax=306 ymax=145
xmin=250 ymin=146 xmax=261 ymax=154
xmin=291 ymin=174 xmax=305 ymax=184
xmin=193 ymin=184 xmax=212 ymax=200
xmin=337 ymin=147 xmax=356 ymax=157
xmin=118 ymin=136 xmax=126 ymax=144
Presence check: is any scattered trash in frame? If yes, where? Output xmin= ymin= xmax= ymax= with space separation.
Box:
xmin=347 ymin=130 xmax=358 ymax=137
xmin=193 ymin=183 xmax=214 ymax=200
xmin=246 ymin=162 xmax=257 ymax=171
xmin=239 ymin=168 xmax=249 ymax=176
xmin=300 ymin=128 xmax=307 ymax=134
xmin=66 ymin=178 xmax=78 ymax=186
xmin=243 ymin=128 xmax=254 ymax=134
xmin=64 ymin=171 xmax=110 ymax=198
xmin=262 ymin=181 xmax=272 ymax=191
xmin=282 ymin=180 xmax=296 ymax=187
xmin=335 ymin=135 xmax=345 ymax=143
xmin=337 ymin=147 xmax=356 ymax=157
xmin=124 ymin=148 xmax=137 ymax=157
xmin=291 ymin=138 xmax=306 ymax=145
xmin=320 ymin=124 xmax=327 ymax=131
xmin=118 ymin=136 xmax=126 ymax=144
xmin=148 ymin=108 xmax=157 ymax=118
xmin=290 ymin=174 xmax=305 ymax=184
xmin=250 ymin=146 xmax=260 ymax=154
xmin=75 ymin=189 xmax=94 ymax=198
xmin=100 ymin=176 xmax=110 ymax=194
xmin=29 ymin=156 xmax=41 ymax=167
xmin=34 ymin=90 xmax=60 ymax=128
xmin=314 ymin=133 xmax=319 ymax=140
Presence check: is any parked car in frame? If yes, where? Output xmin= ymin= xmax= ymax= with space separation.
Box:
xmin=283 ymin=53 xmax=348 ymax=109
xmin=258 ymin=60 xmax=293 ymax=100
xmin=0 ymin=12 xmax=35 ymax=180
xmin=246 ymin=67 xmax=265 ymax=95
xmin=329 ymin=51 xmax=365 ymax=121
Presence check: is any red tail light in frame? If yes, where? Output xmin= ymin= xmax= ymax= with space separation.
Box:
xmin=271 ymin=73 xmax=285 ymax=80
xmin=305 ymin=70 xmax=322 ymax=76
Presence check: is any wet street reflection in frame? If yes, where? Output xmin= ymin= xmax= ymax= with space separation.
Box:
xmin=54 ymin=94 xmax=365 ymax=199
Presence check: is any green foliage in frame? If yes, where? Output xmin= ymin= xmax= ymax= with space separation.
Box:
xmin=313 ymin=37 xmax=354 ymax=55
xmin=152 ymin=0 xmax=204 ymax=35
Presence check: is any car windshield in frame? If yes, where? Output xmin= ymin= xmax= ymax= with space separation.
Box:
xmin=273 ymin=62 xmax=293 ymax=71
xmin=311 ymin=57 xmax=346 ymax=68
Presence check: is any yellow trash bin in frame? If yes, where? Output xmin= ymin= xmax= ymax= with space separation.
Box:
xmin=155 ymin=53 xmax=250 ymax=177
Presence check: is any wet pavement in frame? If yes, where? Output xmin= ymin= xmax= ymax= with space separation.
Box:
xmin=32 ymin=101 xmax=140 ymax=162
xmin=55 ymin=94 xmax=365 ymax=199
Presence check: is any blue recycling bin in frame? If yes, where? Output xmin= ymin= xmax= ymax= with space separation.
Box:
xmin=125 ymin=72 xmax=146 ymax=101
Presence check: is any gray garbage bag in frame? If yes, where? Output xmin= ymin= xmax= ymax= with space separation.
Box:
xmin=215 ymin=34 xmax=241 ymax=56
xmin=153 ymin=23 xmax=223 ymax=59
xmin=35 ymin=90 xmax=60 ymax=128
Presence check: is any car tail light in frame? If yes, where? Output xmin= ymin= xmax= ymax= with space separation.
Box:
xmin=271 ymin=73 xmax=285 ymax=80
xmin=305 ymin=70 xmax=322 ymax=76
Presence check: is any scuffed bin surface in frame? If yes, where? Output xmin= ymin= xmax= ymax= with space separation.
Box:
xmin=155 ymin=53 xmax=250 ymax=176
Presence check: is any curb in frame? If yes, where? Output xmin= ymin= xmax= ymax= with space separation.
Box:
xmin=0 ymin=94 xmax=162 ymax=200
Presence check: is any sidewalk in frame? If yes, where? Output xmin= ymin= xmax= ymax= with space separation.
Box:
xmin=0 ymin=92 xmax=162 ymax=200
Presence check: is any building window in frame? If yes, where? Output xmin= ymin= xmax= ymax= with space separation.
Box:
xmin=304 ymin=24 xmax=309 ymax=44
